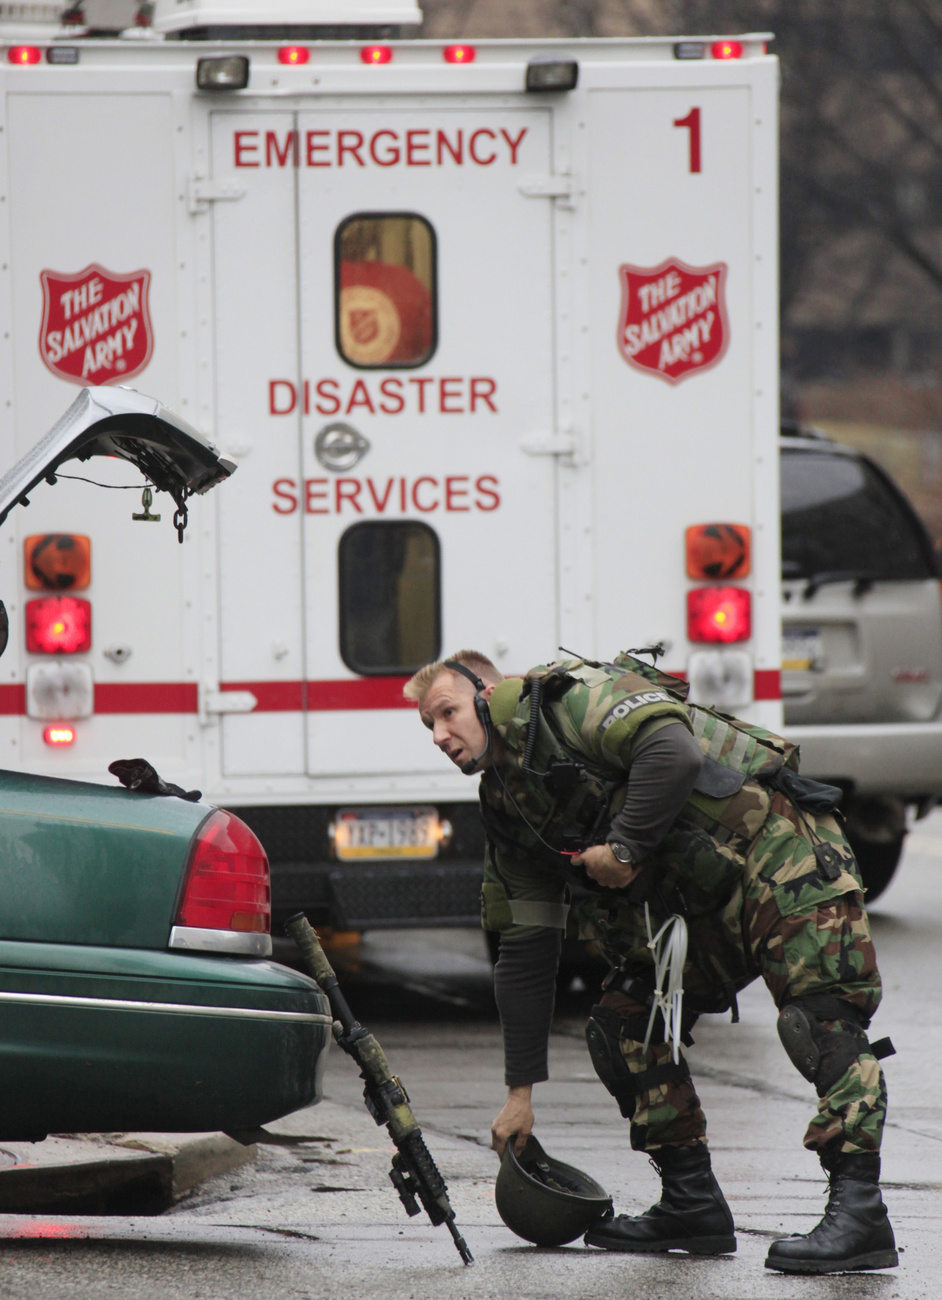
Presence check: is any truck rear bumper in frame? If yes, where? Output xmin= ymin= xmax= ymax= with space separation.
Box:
xmin=787 ymin=721 xmax=942 ymax=798
xmin=270 ymin=859 xmax=483 ymax=930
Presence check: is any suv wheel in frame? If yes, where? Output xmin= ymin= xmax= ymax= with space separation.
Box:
xmin=842 ymin=795 xmax=907 ymax=903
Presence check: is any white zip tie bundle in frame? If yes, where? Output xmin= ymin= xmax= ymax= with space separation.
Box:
xmin=642 ymin=903 xmax=689 ymax=1064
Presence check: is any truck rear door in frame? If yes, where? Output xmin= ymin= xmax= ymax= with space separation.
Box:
xmin=211 ymin=105 xmax=559 ymax=781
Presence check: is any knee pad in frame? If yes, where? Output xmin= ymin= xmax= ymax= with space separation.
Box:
xmin=586 ymin=1008 xmax=637 ymax=1119
xmin=777 ymin=999 xmax=872 ymax=1097
xmin=585 ymin=1007 xmax=694 ymax=1121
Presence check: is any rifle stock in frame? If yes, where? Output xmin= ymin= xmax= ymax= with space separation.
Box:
xmin=285 ymin=912 xmax=473 ymax=1265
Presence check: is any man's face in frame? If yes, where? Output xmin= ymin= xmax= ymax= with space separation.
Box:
xmin=419 ymin=670 xmax=493 ymax=773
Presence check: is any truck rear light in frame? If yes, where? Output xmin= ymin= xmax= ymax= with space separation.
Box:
xmin=196 ymin=55 xmax=250 ymax=92
xmin=8 ymin=46 xmax=41 ymax=65
xmin=43 ymin=724 xmax=75 ymax=747
xmin=47 ymin=47 xmax=79 ymax=65
xmin=444 ymin=44 xmax=475 ymax=64
xmin=526 ymin=58 xmax=579 ymax=92
xmin=26 ymin=596 xmax=91 ymax=654
xmin=685 ymin=523 xmax=751 ymax=580
xmin=711 ymin=40 xmax=744 ymax=59
xmin=278 ymin=46 xmax=309 ymax=66
xmin=175 ymin=810 xmax=271 ymax=935
xmin=687 ymin=586 xmax=751 ymax=643
xmin=25 ymin=533 xmax=91 ymax=591
xmin=361 ymin=45 xmax=393 ymax=65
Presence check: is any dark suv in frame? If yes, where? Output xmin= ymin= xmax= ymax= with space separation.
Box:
xmin=780 ymin=422 xmax=942 ymax=899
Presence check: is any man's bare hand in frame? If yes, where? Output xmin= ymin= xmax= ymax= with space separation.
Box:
xmin=491 ymin=1085 xmax=534 ymax=1159
xmin=573 ymin=843 xmax=641 ymax=889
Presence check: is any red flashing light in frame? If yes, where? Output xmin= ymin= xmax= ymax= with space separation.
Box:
xmin=278 ymin=46 xmax=309 ymax=65
xmin=8 ymin=46 xmax=42 ymax=65
xmin=687 ymin=586 xmax=751 ymax=643
xmin=175 ymin=810 xmax=271 ymax=934
xmin=711 ymin=40 xmax=743 ymax=60
xmin=361 ymin=44 xmax=393 ymax=65
xmin=43 ymin=725 xmax=75 ymax=748
xmin=443 ymin=44 xmax=475 ymax=64
xmin=26 ymin=596 xmax=91 ymax=654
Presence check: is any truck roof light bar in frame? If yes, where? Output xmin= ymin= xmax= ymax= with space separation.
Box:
xmin=8 ymin=46 xmax=42 ymax=65
xmin=196 ymin=55 xmax=250 ymax=92
xmin=526 ymin=58 xmax=578 ymax=92
xmin=361 ymin=44 xmax=393 ymax=64
xmin=278 ymin=46 xmax=309 ymax=65
xmin=711 ymin=39 xmax=744 ymax=59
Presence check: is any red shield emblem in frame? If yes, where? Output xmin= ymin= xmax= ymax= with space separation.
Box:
xmin=617 ymin=258 xmax=729 ymax=385
xmin=39 ymin=264 xmax=153 ymax=386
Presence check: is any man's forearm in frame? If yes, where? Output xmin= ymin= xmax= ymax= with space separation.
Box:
xmin=493 ymin=928 xmax=561 ymax=1086
xmin=608 ymin=721 xmax=703 ymax=861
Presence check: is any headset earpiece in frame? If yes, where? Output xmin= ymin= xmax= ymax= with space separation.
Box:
xmin=444 ymin=659 xmax=493 ymax=773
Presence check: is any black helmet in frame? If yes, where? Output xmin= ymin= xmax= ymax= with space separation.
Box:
xmin=494 ymin=1134 xmax=612 ymax=1246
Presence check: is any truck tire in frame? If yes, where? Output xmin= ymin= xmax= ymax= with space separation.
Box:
xmin=842 ymin=795 xmax=907 ymax=903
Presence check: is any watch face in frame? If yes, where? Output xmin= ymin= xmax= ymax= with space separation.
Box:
xmin=610 ymin=842 xmax=632 ymax=864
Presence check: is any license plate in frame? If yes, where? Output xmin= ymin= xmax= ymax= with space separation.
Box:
xmin=333 ymin=806 xmax=440 ymax=861
xmin=782 ymin=628 xmax=825 ymax=672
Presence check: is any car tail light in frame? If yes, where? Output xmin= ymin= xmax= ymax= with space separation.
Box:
xmin=685 ymin=523 xmax=751 ymax=580
xmin=26 ymin=596 xmax=91 ymax=654
xmin=8 ymin=46 xmax=41 ymax=65
xmin=25 ymin=534 xmax=91 ymax=591
xmin=278 ymin=46 xmax=309 ymax=65
xmin=687 ymin=586 xmax=751 ymax=642
xmin=711 ymin=40 xmax=744 ymax=60
xmin=175 ymin=810 xmax=271 ymax=934
xmin=444 ymin=44 xmax=475 ymax=63
xmin=361 ymin=44 xmax=393 ymax=65
xmin=43 ymin=724 xmax=75 ymax=747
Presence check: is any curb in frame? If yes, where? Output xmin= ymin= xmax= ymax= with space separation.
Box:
xmin=0 ymin=1131 xmax=256 ymax=1214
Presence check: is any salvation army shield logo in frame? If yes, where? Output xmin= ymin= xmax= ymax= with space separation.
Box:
xmin=617 ymin=258 xmax=729 ymax=385
xmin=39 ymin=264 xmax=153 ymax=386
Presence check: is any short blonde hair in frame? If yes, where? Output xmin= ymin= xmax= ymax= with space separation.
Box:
xmin=403 ymin=650 xmax=503 ymax=705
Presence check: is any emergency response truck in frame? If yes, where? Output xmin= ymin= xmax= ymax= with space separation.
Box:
xmin=0 ymin=0 xmax=784 ymax=933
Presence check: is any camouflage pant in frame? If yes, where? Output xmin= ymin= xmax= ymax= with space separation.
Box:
xmin=596 ymin=792 xmax=886 ymax=1157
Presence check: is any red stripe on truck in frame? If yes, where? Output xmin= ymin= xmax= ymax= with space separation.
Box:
xmin=0 ymin=671 xmax=785 ymax=717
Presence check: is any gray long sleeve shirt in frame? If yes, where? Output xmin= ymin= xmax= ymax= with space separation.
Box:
xmin=494 ymin=720 xmax=702 ymax=1086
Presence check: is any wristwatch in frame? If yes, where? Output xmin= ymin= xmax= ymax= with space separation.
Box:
xmin=608 ymin=841 xmax=633 ymax=864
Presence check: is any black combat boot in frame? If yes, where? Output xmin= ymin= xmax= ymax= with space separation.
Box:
xmin=765 ymin=1150 xmax=898 ymax=1274
xmin=584 ymin=1143 xmax=736 ymax=1255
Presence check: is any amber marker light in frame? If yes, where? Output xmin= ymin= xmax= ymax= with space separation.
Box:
xmin=25 ymin=534 xmax=91 ymax=591
xmin=685 ymin=523 xmax=751 ymax=580
xmin=443 ymin=44 xmax=475 ymax=63
xmin=43 ymin=725 xmax=76 ymax=748
xmin=361 ymin=44 xmax=393 ymax=64
xmin=711 ymin=39 xmax=744 ymax=59
xmin=8 ymin=46 xmax=42 ymax=65
xmin=278 ymin=46 xmax=309 ymax=65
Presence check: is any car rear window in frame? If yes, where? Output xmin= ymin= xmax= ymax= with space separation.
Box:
xmin=781 ymin=447 xmax=935 ymax=581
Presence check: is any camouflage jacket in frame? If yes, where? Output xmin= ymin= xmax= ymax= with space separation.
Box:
xmin=480 ymin=653 xmax=798 ymax=947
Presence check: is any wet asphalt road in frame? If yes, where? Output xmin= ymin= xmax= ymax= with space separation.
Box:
xmin=0 ymin=815 xmax=940 ymax=1299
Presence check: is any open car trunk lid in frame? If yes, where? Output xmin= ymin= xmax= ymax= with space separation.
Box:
xmin=0 ymin=387 xmax=235 ymax=529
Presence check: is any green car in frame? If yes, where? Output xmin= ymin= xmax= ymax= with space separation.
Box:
xmin=0 ymin=388 xmax=331 ymax=1140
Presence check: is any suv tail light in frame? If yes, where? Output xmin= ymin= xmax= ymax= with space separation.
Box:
xmin=687 ymin=586 xmax=751 ymax=642
xmin=175 ymin=810 xmax=271 ymax=935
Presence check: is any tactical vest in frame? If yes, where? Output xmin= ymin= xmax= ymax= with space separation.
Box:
xmin=480 ymin=652 xmax=800 ymax=921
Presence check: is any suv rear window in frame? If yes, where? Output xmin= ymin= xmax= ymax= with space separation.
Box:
xmin=781 ymin=447 xmax=935 ymax=581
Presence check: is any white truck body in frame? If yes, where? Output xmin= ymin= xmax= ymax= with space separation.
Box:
xmin=0 ymin=12 xmax=782 ymax=926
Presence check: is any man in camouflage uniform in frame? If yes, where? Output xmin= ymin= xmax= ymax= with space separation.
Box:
xmin=405 ymin=649 xmax=898 ymax=1275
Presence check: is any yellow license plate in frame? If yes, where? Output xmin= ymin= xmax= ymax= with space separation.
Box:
xmin=333 ymin=806 xmax=440 ymax=861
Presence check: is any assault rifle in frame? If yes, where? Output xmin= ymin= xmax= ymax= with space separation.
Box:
xmin=285 ymin=913 xmax=473 ymax=1266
